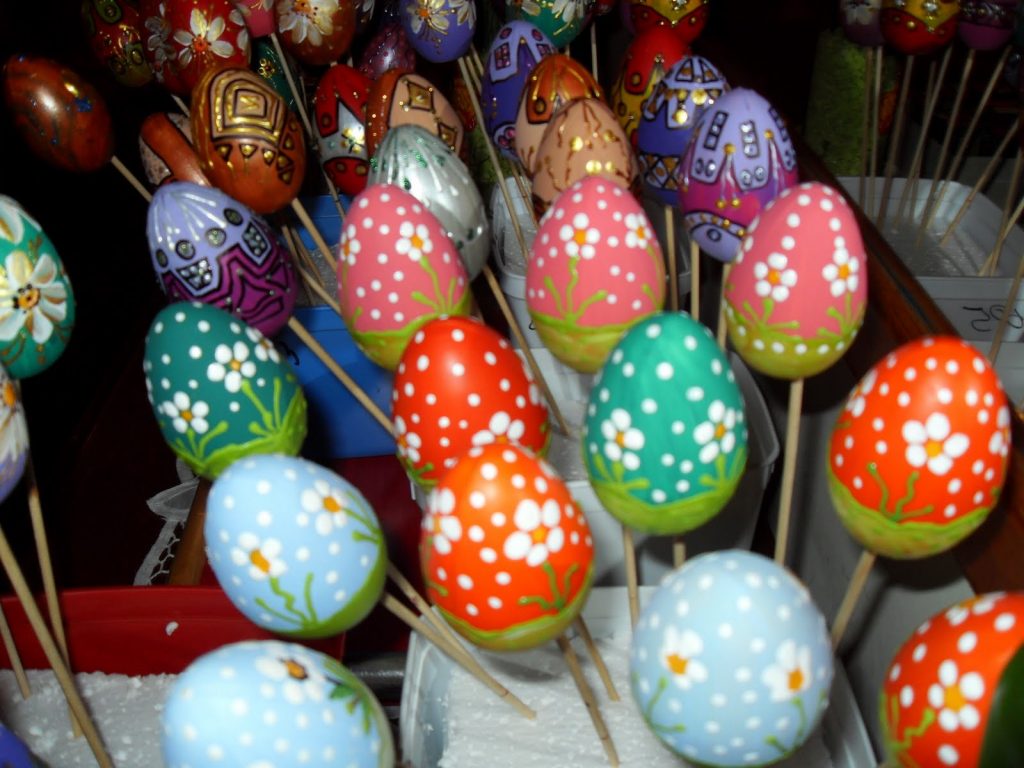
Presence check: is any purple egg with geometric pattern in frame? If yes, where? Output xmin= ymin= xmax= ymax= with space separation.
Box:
xmin=146 ymin=182 xmax=297 ymax=337
xmin=480 ymin=21 xmax=555 ymax=158
xmin=678 ymin=88 xmax=799 ymax=264
xmin=637 ymin=55 xmax=728 ymax=206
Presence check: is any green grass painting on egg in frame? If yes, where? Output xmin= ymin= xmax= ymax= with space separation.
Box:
xmin=583 ymin=312 xmax=748 ymax=535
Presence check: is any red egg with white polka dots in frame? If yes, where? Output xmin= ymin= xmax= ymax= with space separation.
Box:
xmin=828 ymin=336 xmax=1011 ymax=559
xmin=881 ymin=592 xmax=1024 ymax=768
xmin=392 ymin=316 xmax=550 ymax=489
xmin=420 ymin=443 xmax=594 ymax=651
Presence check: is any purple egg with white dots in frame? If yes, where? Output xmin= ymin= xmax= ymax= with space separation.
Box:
xmin=630 ymin=550 xmax=834 ymax=767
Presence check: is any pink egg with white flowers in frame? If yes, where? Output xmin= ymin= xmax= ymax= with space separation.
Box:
xmin=526 ymin=175 xmax=666 ymax=373
xmin=337 ymin=184 xmax=472 ymax=371
xmin=724 ymin=182 xmax=867 ymax=380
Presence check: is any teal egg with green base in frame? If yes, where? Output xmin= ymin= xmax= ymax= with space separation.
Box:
xmin=582 ymin=311 xmax=748 ymax=535
xmin=143 ymin=301 xmax=307 ymax=479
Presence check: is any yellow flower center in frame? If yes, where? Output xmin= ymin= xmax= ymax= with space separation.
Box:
xmin=925 ymin=439 xmax=944 ymax=459
xmin=250 ymin=548 xmax=271 ymax=573
xmin=615 ymin=431 xmax=627 ymax=448
xmin=410 ymin=234 xmax=424 ymax=251
xmin=230 ymin=359 xmax=242 ymax=372
xmin=767 ymin=270 xmax=781 ymax=286
xmin=574 ymin=229 xmax=588 ymax=246
xmin=714 ymin=423 xmax=727 ymax=440
xmin=635 ymin=225 xmax=648 ymax=242
xmin=531 ymin=526 xmax=548 ymax=544
xmin=16 ymin=286 xmax=40 ymax=312
xmin=283 ymin=659 xmax=309 ymax=681
xmin=418 ymin=6 xmax=431 ymax=18
xmin=665 ymin=653 xmax=689 ymax=676
xmin=294 ymin=0 xmax=312 ymax=15
xmin=944 ymin=684 xmax=966 ymax=711
xmin=2 ymin=382 xmax=16 ymax=409
xmin=323 ymin=495 xmax=342 ymax=514
xmin=787 ymin=667 xmax=805 ymax=692
xmin=181 ymin=408 xmax=193 ymax=422
xmin=838 ymin=263 xmax=851 ymax=280
xmin=192 ymin=34 xmax=210 ymax=54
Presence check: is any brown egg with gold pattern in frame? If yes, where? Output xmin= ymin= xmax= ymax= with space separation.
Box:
xmin=190 ymin=66 xmax=307 ymax=214
xmin=531 ymin=97 xmax=639 ymax=216
xmin=514 ymin=53 xmax=603 ymax=176
xmin=139 ymin=112 xmax=211 ymax=187
xmin=2 ymin=54 xmax=114 ymax=173
xmin=364 ymin=70 xmax=465 ymax=160
xmin=275 ymin=0 xmax=358 ymax=67
xmin=80 ymin=0 xmax=154 ymax=87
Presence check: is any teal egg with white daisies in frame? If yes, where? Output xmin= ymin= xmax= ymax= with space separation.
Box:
xmin=0 ymin=195 xmax=75 ymax=379
xmin=206 ymin=454 xmax=387 ymax=638
xmin=582 ymin=312 xmax=748 ymax=535
xmin=143 ymin=302 xmax=307 ymax=479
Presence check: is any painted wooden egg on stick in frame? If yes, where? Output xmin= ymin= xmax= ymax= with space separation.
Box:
xmin=146 ymin=181 xmax=298 ymax=336
xmin=631 ymin=550 xmax=834 ymax=766
xmin=526 ymin=175 xmax=664 ymax=373
xmin=313 ymin=63 xmax=372 ymax=197
xmin=625 ymin=0 xmax=709 ymax=42
xmin=505 ymin=0 xmax=586 ymax=47
xmin=139 ymin=112 xmax=211 ymax=187
xmin=357 ymin=21 xmax=417 ymax=79
xmin=0 ymin=196 xmax=75 ymax=380
xmin=0 ymin=364 xmax=29 ymax=506
xmin=958 ymin=0 xmax=1016 ymax=50
xmin=880 ymin=0 xmax=959 ymax=55
xmin=479 ymin=21 xmax=556 ymax=158
xmin=724 ymin=182 xmax=867 ymax=380
xmin=191 ymin=66 xmax=307 ymax=215
xmin=368 ymin=124 xmax=489 ymax=280
xmin=143 ymin=301 xmax=308 ymax=479
xmin=275 ymin=0 xmax=358 ymax=66
xmin=637 ymin=54 xmax=728 ymax=206
xmin=233 ymin=0 xmax=276 ymax=37
xmin=514 ymin=53 xmax=603 ymax=176
xmin=420 ymin=442 xmax=594 ymax=650
xmin=392 ymin=316 xmax=549 ymax=488
xmin=881 ymin=591 xmax=1024 ymax=768
xmin=840 ymin=0 xmax=885 ymax=47
xmin=365 ymin=70 xmax=465 ymax=160
xmin=609 ymin=27 xmax=690 ymax=147
xmin=399 ymin=0 xmax=476 ymax=63
xmin=206 ymin=454 xmax=387 ymax=637
xmin=336 ymin=183 xmax=472 ymax=371
xmin=679 ymin=87 xmax=799 ymax=264
xmin=80 ymin=0 xmax=154 ymax=87
xmin=139 ymin=0 xmax=191 ymax=95
xmin=158 ymin=0 xmax=252 ymax=95
xmin=162 ymin=640 xmax=394 ymax=767
xmin=252 ymin=37 xmax=297 ymax=111
xmin=828 ymin=336 xmax=1010 ymax=560
xmin=582 ymin=312 xmax=747 ymax=535
xmin=531 ymin=97 xmax=639 ymax=216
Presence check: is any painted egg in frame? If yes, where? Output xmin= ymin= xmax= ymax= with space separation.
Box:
xmin=191 ymin=66 xmax=307 ymax=215
xmin=840 ymin=0 xmax=885 ymax=46
xmin=582 ymin=312 xmax=747 ymax=535
xmin=506 ymin=0 xmax=586 ymax=47
xmin=162 ymin=640 xmax=394 ymax=767
xmin=400 ymin=0 xmax=476 ymax=62
xmin=365 ymin=70 xmax=465 ymax=161
xmin=146 ymin=182 xmax=298 ymax=336
xmin=275 ymin=0 xmax=357 ymax=66
xmin=958 ymin=0 xmax=1015 ymax=50
xmin=2 ymin=55 xmax=114 ymax=173
xmin=356 ymin=21 xmax=416 ymax=79
xmin=724 ymin=182 xmax=866 ymax=380
xmin=392 ymin=316 xmax=550 ymax=488
xmin=420 ymin=442 xmax=594 ymax=651
xmin=637 ymin=54 xmax=728 ymax=206
xmin=336 ymin=184 xmax=472 ymax=371
xmin=531 ymin=97 xmax=639 ymax=215
xmin=679 ymin=87 xmax=800 ymax=264
xmin=252 ymin=36 xmax=297 ymax=111
xmin=313 ymin=63 xmax=371 ymax=197
xmin=609 ymin=27 xmax=690 ymax=148
xmin=514 ymin=53 xmax=603 ymax=175
xmin=142 ymin=301 xmax=308 ymax=478
xmin=0 ymin=365 xmax=29 ymax=506
xmin=827 ymin=336 xmax=1011 ymax=559
xmin=881 ymin=592 xmax=1024 ymax=768
xmin=480 ymin=21 xmax=556 ymax=158
xmin=631 ymin=550 xmax=834 ymax=766
xmin=234 ymin=0 xmax=276 ymax=36
xmin=81 ymin=0 xmax=154 ymax=87
xmin=139 ymin=111 xmax=211 ymax=187
xmin=881 ymin=0 xmax=959 ymax=55
xmin=206 ymin=454 xmax=387 ymax=637
xmin=139 ymin=0 xmax=191 ymax=95
xmin=0 ymin=196 xmax=75 ymax=379
xmin=368 ymin=125 xmax=490 ymax=279
xmin=626 ymin=0 xmax=709 ymax=42
xmin=161 ymin=0 xmax=251 ymax=95
xmin=526 ymin=175 xmax=665 ymax=373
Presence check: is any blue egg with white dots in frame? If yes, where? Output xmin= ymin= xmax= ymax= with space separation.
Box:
xmin=206 ymin=454 xmax=387 ymax=638
xmin=630 ymin=550 xmax=834 ymax=766
xmin=161 ymin=639 xmax=394 ymax=768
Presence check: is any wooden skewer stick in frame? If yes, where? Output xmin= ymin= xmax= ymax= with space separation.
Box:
xmin=622 ymin=525 xmax=640 ymax=628
xmin=0 ymin=526 xmax=113 ymax=767
xmin=110 ymin=155 xmax=152 ymax=203
xmin=985 ymin=196 xmax=1024 ymax=365
xmin=558 ymin=634 xmax=620 ymax=767
xmin=830 ymin=550 xmax=876 ymax=652
xmin=168 ymin=477 xmax=209 ymax=586
xmin=665 ymin=207 xmax=678 ymax=312
xmin=0 ymin=604 xmax=30 ymax=698
xmin=773 ymin=378 xmax=805 ymax=566
xmin=717 ymin=263 xmax=732 ymax=349
xmin=859 ymin=45 xmax=873 ymax=208
xmin=672 ymin=537 xmax=685 ymax=569
xmin=877 ymin=55 xmax=915 ymax=230
xmin=290 ymin=198 xmax=338 ymax=272
xmin=573 ymin=616 xmax=619 ymax=701
xmin=689 ymin=239 xmax=700 ymax=321
xmin=867 ymin=45 xmax=883 ymax=219
xmin=979 ymin=148 xmax=1024 ymax=277
xmin=171 ymin=94 xmax=190 ymax=116
xmin=590 ymin=24 xmax=600 ymax=82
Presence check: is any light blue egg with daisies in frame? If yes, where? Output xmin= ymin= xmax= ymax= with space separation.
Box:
xmin=162 ymin=639 xmax=394 ymax=768
xmin=630 ymin=550 xmax=834 ymax=766
xmin=206 ymin=454 xmax=387 ymax=638
xmin=582 ymin=311 xmax=747 ymax=535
